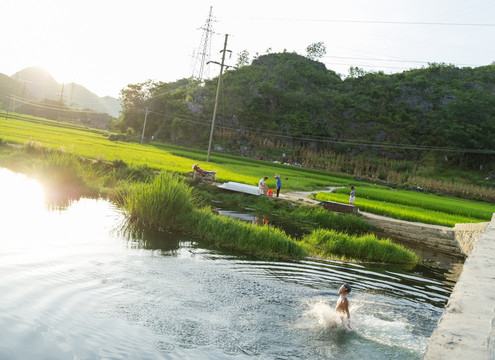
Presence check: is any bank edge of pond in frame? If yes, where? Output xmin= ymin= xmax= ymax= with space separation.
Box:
xmin=0 ymin=144 xmax=418 ymax=265
xmin=117 ymin=173 xmax=418 ymax=264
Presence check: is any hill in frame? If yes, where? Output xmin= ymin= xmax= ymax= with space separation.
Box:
xmin=117 ymin=52 xmax=495 ymax=174
xmin=0 ymin=67 xmax=121 ymax=117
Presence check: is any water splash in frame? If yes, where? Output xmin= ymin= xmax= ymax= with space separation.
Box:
xmin=302 ymin=299 xmax=341 ymax=330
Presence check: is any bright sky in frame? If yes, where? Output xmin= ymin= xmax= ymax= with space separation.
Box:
xmin=2 ymin=0 xmax=494 ymax=98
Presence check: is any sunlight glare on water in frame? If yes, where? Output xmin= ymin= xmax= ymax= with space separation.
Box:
xmin=0 ymin=168 xmax=453 ymax=359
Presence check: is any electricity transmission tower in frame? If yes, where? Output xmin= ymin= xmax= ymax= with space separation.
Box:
xmin=191 ymin=6 xmax=215 ymax=82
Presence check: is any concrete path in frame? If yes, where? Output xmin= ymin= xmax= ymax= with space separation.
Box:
xmin=278 ymin=187 xmax=340 ymax=204
xmin=423 ymin=214 xmax=495 ymax=359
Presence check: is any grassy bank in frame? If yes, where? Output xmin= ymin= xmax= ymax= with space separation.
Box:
xmin=303 ymin=229 xmax=419 ymax=264
xmin=0 ymin=140 xmax=156 ymax=200
xmin=198 ymin=186 xmax=375 ymax=235
xmin=115 ymin=172 xmax=418 ymax=264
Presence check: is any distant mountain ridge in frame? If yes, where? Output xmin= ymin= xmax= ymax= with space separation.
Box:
xmin=3 ymin=66 xmax=121 ymax=117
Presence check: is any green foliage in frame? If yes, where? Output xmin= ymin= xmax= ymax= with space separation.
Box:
xmin=291 ymin=206 xmax=375 ymax=234
xmin=302 ymin=228 xmax=418 ymax=264
xmin=196 ymin=185 xmax=374 ymax=235
xmin=118 ymin=172 xmax=195 ymax=230
xmin=189 ymin=207 xmax=306 ymax=259
xmin=305 ymin=41 xmax=327 ymax=61
xmin=236 ymin=49 xmax=250 ymax=68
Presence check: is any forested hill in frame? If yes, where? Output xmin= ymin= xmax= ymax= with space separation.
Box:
xmin=119 ymin=52 xmax=495 ymax=165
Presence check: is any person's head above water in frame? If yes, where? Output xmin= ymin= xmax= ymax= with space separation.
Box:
xmin=339 ymin=283 xmax=352 ymax=295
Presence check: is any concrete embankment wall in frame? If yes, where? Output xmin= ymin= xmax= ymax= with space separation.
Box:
xmin=454 ymin=222 xmax=490 ymax=256
xmin=423 ymin=214 xmax=495 ymax=359
xmin=360 ymin=212 xmax=489 ymax=257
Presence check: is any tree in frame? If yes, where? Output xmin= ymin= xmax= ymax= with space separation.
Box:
xmin=236 ymin=50 xmax=250 ymax=68
xmin=305 ymin=41 xmax=326 ymax=61
xmin=117 ymin=80 xmax=155 ymax=133
xmin=348 ymin=66 xmax=367 ymax=78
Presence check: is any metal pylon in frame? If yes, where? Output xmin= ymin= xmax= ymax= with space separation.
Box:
xmin=191 ymin=6 xmax=215 ymax=82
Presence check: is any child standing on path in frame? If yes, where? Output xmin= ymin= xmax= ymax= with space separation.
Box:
xmin=349 ymin=186 xmax=356 ymax=205
xmin=275 ymin=174 xmax=282 ymax=197
xmin=335 ymin=283 xmax=352 ymax=331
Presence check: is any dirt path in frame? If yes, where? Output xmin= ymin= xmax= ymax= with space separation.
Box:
xmin=278 ymin=186 xmax=342 ymax=204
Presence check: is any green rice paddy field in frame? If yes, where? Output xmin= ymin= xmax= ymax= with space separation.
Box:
xmin=1 ymin=112 xmax=494 ymax=228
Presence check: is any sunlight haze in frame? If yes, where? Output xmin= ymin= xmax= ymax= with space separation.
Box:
xmin=2 ymin=0 xmax=494 ymax=98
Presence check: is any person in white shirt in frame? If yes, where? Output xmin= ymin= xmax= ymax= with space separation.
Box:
xmin=258 ymin=176 xmax=269 ymax=195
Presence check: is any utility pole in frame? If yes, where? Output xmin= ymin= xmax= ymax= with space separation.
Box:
xmin=5 ymin=98 xmax=10 ymax=120
xmin=59 ymin=83 xmax=65 ymax=104
xmin=58 ymin=83 xmax=65 ymax=121
xmin=20 ymin=81 xmax=26 ymax=114
xmin=206 ymin=33 xmax=231 ymax=162
xmin=141 ymin=107 xmax=150 ymax=144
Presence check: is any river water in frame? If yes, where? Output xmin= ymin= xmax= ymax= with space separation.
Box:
xmin=0 ymin=168 xmax=461 ymax=359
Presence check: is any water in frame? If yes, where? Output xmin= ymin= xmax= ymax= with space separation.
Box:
xmin=0 ymin=168 xmax=458 ymax=359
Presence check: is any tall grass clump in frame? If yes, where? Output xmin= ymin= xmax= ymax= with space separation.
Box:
xmin=302 ymin=228 xmax=418 ymax=264
xmin=38 ymin=151 xmax=99 ymax=197
xmin=189 ymin=207 xmax=306 ymax=259
xmin=119 ymin=172 xmax=195 ymax=230
xmin=291 ymin=206 xmax=375 ymax=234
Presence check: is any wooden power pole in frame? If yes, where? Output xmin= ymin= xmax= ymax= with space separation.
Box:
xmin=206 ymin=33 xmax=230 ymax=162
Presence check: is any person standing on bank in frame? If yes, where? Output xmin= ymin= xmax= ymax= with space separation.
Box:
xmin=275 ymin=174 xmax=282 ymax=197
xmin=349 ymin=186 xmax=356 ymax=205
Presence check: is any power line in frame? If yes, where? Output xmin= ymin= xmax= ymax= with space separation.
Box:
xmin=7 ymin=95 xmax=104 ymax=114
xmin=322 ymin=55 xmax=481 ymax=68
xmin=227 ymin=16 xmax=495 ymax=27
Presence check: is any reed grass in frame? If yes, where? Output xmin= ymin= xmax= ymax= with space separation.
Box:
xmin=288 ymin=206 xmax=375 ymax=234
xmin=302 ymin=228 xmax=418 ymax=264
xmin=294 ymin=147 xmax=495 ymax=201
xmin=189 ymin=207 xmax=306 ymax=259
xmin=116 ymin=172 xmax=195 ymax=230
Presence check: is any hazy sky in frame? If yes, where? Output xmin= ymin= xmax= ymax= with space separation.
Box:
xmin=2 ymin=0 xmax=494 ymax=98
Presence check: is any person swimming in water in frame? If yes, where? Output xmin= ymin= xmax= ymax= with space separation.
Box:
xmin=335 ymin=283 xmax=352 ymax=331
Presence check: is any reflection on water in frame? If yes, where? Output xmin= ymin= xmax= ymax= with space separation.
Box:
xmin=0 ymin=168 xmax=457 ymax=359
